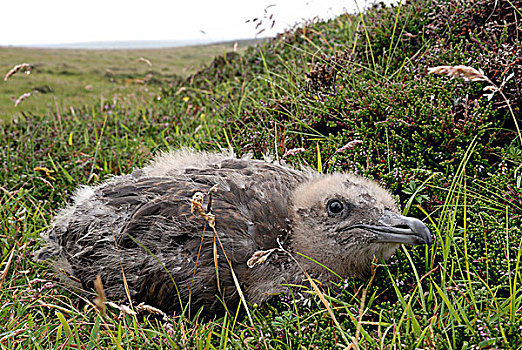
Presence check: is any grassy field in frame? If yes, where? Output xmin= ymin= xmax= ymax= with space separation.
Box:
xmin=0 ymin=41 xmax=253 ymax=119
xmin=1 ymin=0 xmax=522 ymax=348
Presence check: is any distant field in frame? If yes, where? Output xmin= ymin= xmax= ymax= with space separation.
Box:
xmin=0 ymin=41 xmax=252 ymax=120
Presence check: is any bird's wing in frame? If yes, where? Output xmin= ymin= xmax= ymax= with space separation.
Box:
xmin=43 ymin=157 xmax=306 ymax=314
xmin=96 ymin=177 xmax=209 ymax=248
xmin=117 ymin=158 xmax=304 ymax=249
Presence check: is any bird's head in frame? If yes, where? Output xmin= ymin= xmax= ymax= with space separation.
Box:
xmin=289 ymin=173 xmax=431 ymax=278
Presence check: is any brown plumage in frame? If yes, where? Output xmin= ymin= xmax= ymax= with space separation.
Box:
xmin=38 ymin=148 xmax=431 ymax=316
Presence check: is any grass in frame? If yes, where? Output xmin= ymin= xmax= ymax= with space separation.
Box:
xmin=0 ymin=41 xmax=253 ymax=119
xmin=1 ymin=0 xmax=522 ymax=348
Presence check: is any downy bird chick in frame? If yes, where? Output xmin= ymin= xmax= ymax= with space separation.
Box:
xmin=38 ymin=149 xmax=431 ymax=316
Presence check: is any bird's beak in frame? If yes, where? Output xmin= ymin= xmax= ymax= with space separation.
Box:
xmin=340 ymin=210 xmax=432 ymax=246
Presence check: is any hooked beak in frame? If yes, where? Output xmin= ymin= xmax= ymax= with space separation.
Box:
xmin=339 ymin=210 xmax=432 ymax=246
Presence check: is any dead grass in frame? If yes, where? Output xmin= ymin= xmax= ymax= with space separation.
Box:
xmin=4 ymin=63 xmax=31 ymax=81
xmin=428 ymin=65 xmax=489 ymax=82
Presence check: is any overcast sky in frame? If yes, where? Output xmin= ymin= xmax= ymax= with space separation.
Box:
xmin=0 ymin=0 xmax=378 ymax=47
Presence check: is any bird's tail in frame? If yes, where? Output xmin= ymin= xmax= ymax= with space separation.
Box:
xmin=35 ymin=229 xmax=82 ymax=289
xmin=34 ymin=228 xmax=63 ymax=262
xmin=35 ymin=245 xmax=60 ymax=261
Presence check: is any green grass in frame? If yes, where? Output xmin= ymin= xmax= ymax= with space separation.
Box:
xmin=1 ymin=0 xmax=522 ymax=348
xmin=0 ymin=41 xmax=253 ymax=120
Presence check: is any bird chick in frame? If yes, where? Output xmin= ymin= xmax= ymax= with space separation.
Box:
xmin=38 ymin=148 xmax=431 ymax=316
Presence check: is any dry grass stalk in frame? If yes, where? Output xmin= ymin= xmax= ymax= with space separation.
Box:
xmin=0 ymin=185 xmax=14 ymax=200
xmin=36 ymin=176 xmax=54 ymax=190
xmin=58 ymin=267 xmax=82 ymax=283
xmin=93 ymin=275 xmax=107 ymax=316
xmin=335 ymin=140 xmax=363 ymax=154
xmin=4 ymin=63 xmax=31 ymax=81
xmin=0 ymin=248 xmax=15 ymax=289
xmin=14 ymin=92 xmax=31 ymax=107
xmin=0 ymin=329 xmax=25 ymax=345
xmin=135 ymin=302 xmax=167 ymax=317
xmin=190 ymin=192 xmax=215 ymax=228
xmin=189 ymin=188 xmax=262 ymax=343
xmin=283 ymin=147 xmax=305 ymax=157
xmin=427 ymin=65 xmax=489 ymax=82
xmin=247 ymin=247 xmax=281 ymax=268
xmin=323 ymin=140 xmax=364 ymax=172
xmin=137 ymin=57 xmax=152 ymax=67
xmin=106 ymin=301 xmax=136 ymax=316
xmin=34 ymin=166 xmax=54 ymax=176
xmin=190 ymin=189 xmax=219 ymax=303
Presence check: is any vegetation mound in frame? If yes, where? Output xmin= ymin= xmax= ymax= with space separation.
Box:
xmin=1 ymin=0 xmax=521 ymax=348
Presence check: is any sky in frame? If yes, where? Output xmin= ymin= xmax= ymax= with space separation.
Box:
xmin=0 ymin=0 xmax=376 ymax=47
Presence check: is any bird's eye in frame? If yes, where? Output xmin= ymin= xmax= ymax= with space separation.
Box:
xmin=327 ymin=199 xmax=344 ymax=215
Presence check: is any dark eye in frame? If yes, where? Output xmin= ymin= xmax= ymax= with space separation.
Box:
xmin=327 ymin=199 xmax=344 ymax=215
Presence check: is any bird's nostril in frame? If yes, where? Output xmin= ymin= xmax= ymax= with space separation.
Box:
xmin=395 ymin=224 xmax=410 ymax=230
